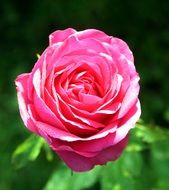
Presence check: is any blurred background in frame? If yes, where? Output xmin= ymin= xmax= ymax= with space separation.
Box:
xmin=1 ymin=0 xmax=169 ymax=189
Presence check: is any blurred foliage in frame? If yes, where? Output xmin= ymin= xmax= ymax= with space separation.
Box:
xmin=12 ymin=135 xmax=45 ymax=169
xmin=11 ymin=123 xmax=169 ymax=190
xmin=0 ymin=0 xmax=169 ymax=189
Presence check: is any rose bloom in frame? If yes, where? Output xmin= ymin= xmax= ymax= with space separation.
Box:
xmin=15 ymin=28 xmax=141 ymax=172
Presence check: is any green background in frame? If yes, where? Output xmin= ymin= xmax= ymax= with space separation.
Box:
xmin=1 ymin=0 xmax=169 ymax=189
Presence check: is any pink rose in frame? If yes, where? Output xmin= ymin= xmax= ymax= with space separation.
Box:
xmin=15 ymin=28 xmax=141 ymax=172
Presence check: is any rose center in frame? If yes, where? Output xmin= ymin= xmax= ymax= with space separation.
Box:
xmin=64 ymin=71 xmax=102 ymax=100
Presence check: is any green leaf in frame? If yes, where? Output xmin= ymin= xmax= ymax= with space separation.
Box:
xmin=100 ymin=151 xmax=143 ymax=190
xmin=126 ymin=120 xmax=169 ymax=154
xmin=43 ymin=164 xmax=101 ymax=190
xmin=12 ymin=134 xmax=44 ymax=169
xmin=43 ymin=142 xmax=54 ymax=162
xmin=134 ymin=121 xmax=169 ymax=144
xmin=150 ymin=140 xmax=169 ymax=190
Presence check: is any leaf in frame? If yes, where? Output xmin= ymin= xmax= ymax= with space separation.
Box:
xmin=150 ymin=140 xmax=169 ymax=190
xmin=134 ymin=122 xmax=169 ymax=143
xmin=100 ymin=151 xmax=143 ymax=190
xmin=126 ymin=120 xmax=169 ymax=154
xmin=43 ymin=164 xmax=101 ymax=190
xmin=12 ymin=134 xmax=44 ymax=169
xmin=43 ymin=142 xmax=54 ymax=162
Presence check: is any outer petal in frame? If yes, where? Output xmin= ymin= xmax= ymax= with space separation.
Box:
xmin=110 ymin=37 xmax=134 ymax=62
xmin=113 ymin=100 xmax=141 ymax=144
xmin=76 ymin=29 xmax=111 ymax=43
xmin=57 ymin=149 xmax=93 ymax=172
xmin=49 ymin=28 xmax=76 ymax=46
xmin=55 ymin=135 xmax=128 ymax=172
xmin=93 ymin=135 xmax=128 ymax=164
xmin=116 ymin=75 xmax=140 ymax=119
xmin=15 ymin=73 xmax=38 ymax=133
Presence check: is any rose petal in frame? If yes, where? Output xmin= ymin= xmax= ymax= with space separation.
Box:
xmin=76 ymin=29 xmax=111 ymax=43
xmin=49 ymin=28 xmax=76 ymax=46
xmin=111 ymin=38 xmax=134 ymax=62
xmin=55 ymin=135 xmax=128 ymax=172
xmin=113 ymin=100 xmax=141 ymax=144
xmin=117 ymin=75 xmax=140 ymax=119
xmin=15 ymin=74 xmax=38 ymax=133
